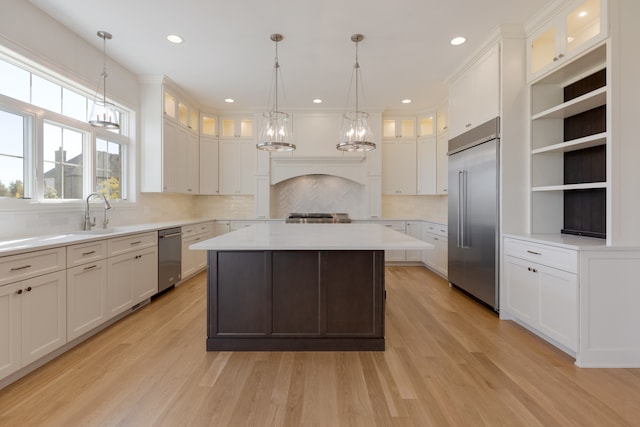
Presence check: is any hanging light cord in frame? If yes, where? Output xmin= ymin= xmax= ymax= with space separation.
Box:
xmin=343 ymin=36 xmax=366 ymax=114
xmin=101 ymin=34 xmax=107 ymax=105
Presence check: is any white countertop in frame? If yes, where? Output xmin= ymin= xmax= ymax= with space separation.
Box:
xmin=502 ymin=233 xmax=637 ymax=251
xmin=190 ymin=223 xmax=433 ymax=251
xmin=0 ymin=219 xmax=212 ymax=257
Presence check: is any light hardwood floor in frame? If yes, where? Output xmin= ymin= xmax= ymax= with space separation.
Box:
xmin=1 ymin=267 xmax=639 ymax=426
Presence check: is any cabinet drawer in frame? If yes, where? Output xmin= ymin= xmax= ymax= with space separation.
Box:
xmin=374 ymin=220 xmax=406 ymax=232
xmin=504 ymin=238 xmax=577 ymax=273
xmin=107 ymin=232 xmax=157 ymax=257
xmin=0 ymin=247 xmax=66 ymax=286
xmin=67 ymin=240 xmax=108 ymax=267
xmin=424 ymin=222 xmax=447 ymax=238
xmin=195 ymin=222 xmax=211 ymax=235
xmin=182 ymin=225 xmax=196 ymax=237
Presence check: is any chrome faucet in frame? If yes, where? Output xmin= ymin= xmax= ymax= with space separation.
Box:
xmin=84 ymin=192 xmax=112 ymax=230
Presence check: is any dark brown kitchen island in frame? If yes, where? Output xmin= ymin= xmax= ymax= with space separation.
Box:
xmin=190 ymin=223 xmax=432 ymax=351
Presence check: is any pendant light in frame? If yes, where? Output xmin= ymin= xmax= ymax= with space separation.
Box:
xmin=88 ymin=31 xmax=120 ymax=130
xmin=337 ymin=34 xmax=375 ymax=152
xmin=257 ymin=34 xmax=295 ymax=152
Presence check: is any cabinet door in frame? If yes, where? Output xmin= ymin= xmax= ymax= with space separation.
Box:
xmin=238 ymin=140 xmax=256 ymax=195
xmin=396 ymin=140 xmax=417 ymax=194
xmin=133 ymin=247 xmax=158 ymax=303
xmin=504 ymin=255 xmax=539 ymax=324
xmin=436 ymin=132 xmax=449 ymax=194
xmin=381 ymin=140 xmax=398 ymax=194
xmin=184 ymin=131 xmax=199 ymax=194
xmin=0 ymin=282 xmax=21 ymax=380
xmin=162 ymin=119 xmax=179 ymax=192
xmin=20 ymin=270 xmax=67 ymax=366
xmin=199 ymin=137 xmax=219 ymax=195
xmin=182 ymin=235 xmax=206 ymax=279
xmin=434 ymin=236 xmax=448 ymax=277
xmin=67 ymin=260 xmax=108 ymax=341
xmin=218 ymin=139 xmax=237 ymax=194
xmin=107 ymin=253 xmax=135 ymax=319
xmin=406 ymin=222 xmax=423 ymax=262
xmin=417 ymin=137 xmax=436 ymax=195
xmin=538 ymin=265 xmax=578 ymax=350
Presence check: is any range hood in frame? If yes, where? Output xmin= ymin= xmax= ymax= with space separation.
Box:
xmin=270 ymin=156 xmax=367 ymax=185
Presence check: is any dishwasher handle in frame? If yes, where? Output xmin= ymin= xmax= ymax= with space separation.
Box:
xmin=159 ymin=232 xmax=182 ymax=239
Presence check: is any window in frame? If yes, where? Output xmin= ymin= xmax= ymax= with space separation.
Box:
xmin=43 ymin=123 xmax=84 ymax=199
xmin=0 ymin=54 xmax=131 ymax=204
xmin=0 ymin=110 xmax=26 ymax=198
xmin=96 ymin=138 xmax=124 ymax=200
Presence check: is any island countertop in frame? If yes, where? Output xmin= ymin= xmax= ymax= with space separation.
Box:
xmin=190 ymin=223 xmax=433 ymax=251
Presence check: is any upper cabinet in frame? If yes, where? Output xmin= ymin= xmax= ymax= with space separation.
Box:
xmin=382 ymin=117 xmax=415 ymax=140
xmin=527 ymin=0 xmax=608 ymax=82
xmin=417 ymin=114 xmax=435 ymax=138
xmin=220 ymin=116 xmax=253 ymax=140
xmin=449 ymin=44 xmax=500 ymax=138
xmin=140 ymin=77 xmax=200 ymax=194
xmin=201 ymin=114 xmax=218 ymax=138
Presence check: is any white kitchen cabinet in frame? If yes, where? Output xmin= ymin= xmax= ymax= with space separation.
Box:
xmin=106 ymin=232 xmax=158 ymax=319
xmin=66 ymin=240 xmax=108 ymax=342
xmin=213 ymin=221 xmax=231 ymax=236
xmin=374 ymin=220 xmax=406 ymax=262
xmin=0 ymin=269 xmax=67 ymax=381
xmin=528 ymin=0 xmax=607 ymax=81
xmin=201 ymin=114 xmax=218 ymax=137
xmin=417 ymin=115 xmax=434 ymax=138
xmin=405 ymin=222 xmax=423 ymax=262
xmin=220 ymin=116 xmax=253 ymax=139
xmin=230 ymin=220 xmax=265 ymax=231
xmin=417 ymin=137 xmax=436 ymax=195
xmin=67 ymin=259 xmax=107 ymax=341
xmin=436 ymin=104 xmax=449 ymax=137
xmin=382 ymin=117 xmax=415 ymax=140
xmin=503 ymin=237 xmax=578 ymax=352
xmin=382 ymin=140 xmax=417 ymax=195
xmin=435 ymin=131 xmax=448 ymax=195
xmin=449 ymin=44 xmax=500 ymax=138
xmin=421 ymin=222 xmax=448 ymax=277
xmin=181 ymin=222 xmax=212 ymax=280
xmin=199 ymin=136 xmax=219 ymax=195
xmin=140 ymin=77 xmax=201 ymax=194
xmin=219 ymin=139 xmax=255 ymax=195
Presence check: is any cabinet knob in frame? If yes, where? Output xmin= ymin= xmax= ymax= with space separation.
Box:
xmin=16 ymin=289 xmax=23 ymax=295
xmin=558 ymin=53 xmax=565 ymax=59
xmin=465 ymin=123 xmax=472 ymax=128
xmin=25 ymin=286 xmax=32 ymax=292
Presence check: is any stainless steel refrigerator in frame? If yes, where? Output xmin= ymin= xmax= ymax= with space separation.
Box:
xmin=448 ymin=117 xmax=500 ymax=311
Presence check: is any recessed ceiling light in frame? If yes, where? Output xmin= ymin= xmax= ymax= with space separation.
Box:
xmin=450 ymin=36 xmax=466 ymax=46
xmin=578 ymin=11 xmax=588 ymax=17
xmin=167 ymin=34 xmax=183 ymax=44
xmin=313 ymin=99 xmax=323 ymax=104
xmin=224 ymin=98 xmax=235 ymax=103
xmin=401 ymin=99 xmax=412 ymax=104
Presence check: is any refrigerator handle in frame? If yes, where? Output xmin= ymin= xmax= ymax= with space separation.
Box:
xmin=459 ymin=170 xmax=467 ymax=248
xmin=457 ymin=170 xmax=463 ymax=248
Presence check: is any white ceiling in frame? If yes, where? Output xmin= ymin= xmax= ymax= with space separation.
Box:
xmin=30 ymin=0 xmax=552 ymax=113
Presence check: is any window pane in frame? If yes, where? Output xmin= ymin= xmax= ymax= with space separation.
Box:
xmin=96 ymin=138 xmax=122 ymax=200
xmin=43 ymin=123 xmax=83 ymax=199
xmin=0 ymin=110 xmax=25 ymax=198
xmin=62 ymin=88 xmax=88 ymax=121
xmin=0 ymin=59 xmax=30 ymax=103
xmin=32 ymin=75 xmax=62 ymax=113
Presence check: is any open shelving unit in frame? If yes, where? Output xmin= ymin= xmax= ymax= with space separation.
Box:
xmin=530 ymin=44 xmax=608 ymax=238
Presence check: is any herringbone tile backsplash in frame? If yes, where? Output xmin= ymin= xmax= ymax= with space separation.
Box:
xmin=273 ymin=174 xmax=366 ymax=218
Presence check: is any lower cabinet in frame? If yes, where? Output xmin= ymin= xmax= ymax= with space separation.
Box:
xmin=503 ymin=237 xmax=578 ymax=352
xmin=181 ymin=222 xmax=212 ymax=280
xmin=107 ymin=246 xmax=158 ymax=319
xmin=0 ymin=270 xmax=67 ymax=379
xmin=421 ymin=222 xmax=448 ymax=277
xmin=67 ymin=260 xmax=108 ymax=341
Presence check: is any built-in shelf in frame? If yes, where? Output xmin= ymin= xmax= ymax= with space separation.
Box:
xmin=532 ymin=132 xmax=607 ymax=155
xmin=532 ymin=182 xmax=607 ymax=192
xmin=532 ymin=86 xmax=607 ymax=120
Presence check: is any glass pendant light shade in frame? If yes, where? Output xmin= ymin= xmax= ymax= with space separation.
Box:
xmin=89 ymin=31 xmax=120 ymax=130
xmin=257 ymin=110 xmax=295 ymax=151
xmin=337 ymin=34 xmax=375 ymax=152
xmin=257 ymin=33 xmax=295 ymax=152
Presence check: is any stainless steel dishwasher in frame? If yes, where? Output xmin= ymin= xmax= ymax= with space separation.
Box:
xmin=158 ymin=227 xmax=182 ymax=293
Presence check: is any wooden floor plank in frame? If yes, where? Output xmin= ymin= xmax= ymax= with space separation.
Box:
xmin=1 ymin=267 xmax=639 ymax=426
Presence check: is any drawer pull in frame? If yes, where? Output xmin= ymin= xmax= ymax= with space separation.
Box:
xmin=526 ymin=250 xmax=542 ymax=256
xmin=84 ymin=264 xmax=98 ymax=271
xmin=10 ymin=264 xmax=32 ymax=271
xmin=82 ymin=250 xmax=96 ymax=256
xmin=130 ymin=241 xmax=142 ymax=245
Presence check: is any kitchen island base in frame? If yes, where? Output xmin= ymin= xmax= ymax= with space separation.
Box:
xmin=207 ymin=250 xmax=385 ymax=351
